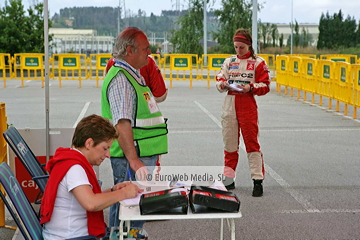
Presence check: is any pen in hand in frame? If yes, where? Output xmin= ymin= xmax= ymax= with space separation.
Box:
xmin=128 ymin=169 xmax=132 ymax=183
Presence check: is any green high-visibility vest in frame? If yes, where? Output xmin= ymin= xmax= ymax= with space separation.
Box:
xmin=101 ymin=66 xmax=168 ymax=157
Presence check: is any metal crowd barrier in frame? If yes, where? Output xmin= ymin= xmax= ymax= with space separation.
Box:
xmin=0 ymin=54 xmax=12 ymax=88
xmin=0 ymin=53 xmax=278 ymax=89
xmin=275 ymin=55 xmax=360 ymax=119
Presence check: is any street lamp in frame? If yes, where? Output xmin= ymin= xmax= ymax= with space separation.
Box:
xmin=290 ymin=0 xmax=293 ymax=54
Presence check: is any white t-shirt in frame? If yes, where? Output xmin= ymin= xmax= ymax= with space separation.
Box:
xmin=42 ymin=164 xmax=93 ymax=240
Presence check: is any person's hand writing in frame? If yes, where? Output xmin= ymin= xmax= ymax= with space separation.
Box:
xmin=121 ymin=183 xmax=143 ymax=199
xmin=112 ymin=182 xmax=131 ymax=191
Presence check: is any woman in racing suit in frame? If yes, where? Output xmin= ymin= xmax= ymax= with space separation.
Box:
xmin=216 ymin=28 xmax=270 ymax=197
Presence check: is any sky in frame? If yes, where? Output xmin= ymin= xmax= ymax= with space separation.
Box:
xmin=1 ymin=0 xmax=359 ymax=24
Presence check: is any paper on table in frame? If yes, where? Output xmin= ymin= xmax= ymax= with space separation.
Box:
xmin=120 ymin=193 xmax=143 ymax=206
xmin=228 ymin=83 xmax=243 ymax=92
xmin=120 ymin=187 xmax=188 ymax=207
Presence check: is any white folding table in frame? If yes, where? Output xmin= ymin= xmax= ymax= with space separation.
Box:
xmin=119 ymin=204 xmax=241 ymax=240
xmin=118 ymin=181 xmax=242 ymax=240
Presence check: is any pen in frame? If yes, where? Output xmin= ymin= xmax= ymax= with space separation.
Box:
xmin=127 ymin=169 xmax=132 ymax=183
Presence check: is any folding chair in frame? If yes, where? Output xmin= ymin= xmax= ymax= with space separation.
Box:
xmin=0 ymin=162 xmax=43 ymax=239
xmin=0 ymin=162 xmax=97 ymax=240
xmin=2 ymin=126 xmax=48 ymax=203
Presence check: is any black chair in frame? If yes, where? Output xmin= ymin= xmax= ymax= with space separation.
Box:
xmin=2 ymin=126 xmax=48 ymax=203
xmin=0 ymin=162 xmax=97 ymax=240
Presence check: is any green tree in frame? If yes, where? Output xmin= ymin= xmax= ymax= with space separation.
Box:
xmin=317 ymin=12 xmax=329 ymax=49
xmin=301 ymin=27 xmax=308 ymax=48
xmin=213 ymin=0 xmax=253 ymax=54
xmin=279 ymin=33 xmax=284 ymax=48
xmin=150 ymin=13 xmax=157 ymax=25
xmin=356 ymin=20 xmax=360 ymax=47
xmin=25 ymin=3 xmax=53 ymax=53
xmin=342 ymin=15 xmax=357 ymax=48
xmin=0 ymin=0 xmax=52 ymax=55
xmin=294 ymin=20 xmax=300 ymax=47
xmin=317 ymin=10 xmax=357 ymax=49
xmin=271 ymin=23 xmax=279 ymax=47
xmin=259 ymin=22 xmax=271 ymax=49
xmin=169 ymin=0 xmax=205 ymax=56
xmin=332 ymin=10 xmax=343 ymax=48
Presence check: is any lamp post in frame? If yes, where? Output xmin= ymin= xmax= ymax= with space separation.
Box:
xmin=290 ymin=0 xmax=293 ymax=54
xmin=203 ymin=0 xmax=207 ymax=65
xmin=252 ymin=0 xmax=258 ymax=54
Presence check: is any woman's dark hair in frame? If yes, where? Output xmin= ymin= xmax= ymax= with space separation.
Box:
xmin=234 ymin=28 xmax=257 ymax=60
xmin=72 ymin=114 xmax=117 ymax=148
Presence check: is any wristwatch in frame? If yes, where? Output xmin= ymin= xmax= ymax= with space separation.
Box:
xmin=249 ymin=85 xmax=253 ymax=92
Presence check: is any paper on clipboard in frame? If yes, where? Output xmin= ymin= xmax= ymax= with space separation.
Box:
xmin=228 ymin=83 xmax=243 ymax=92
xmin=120 ymin=187 xmax=189 ymax=207
xmin=120 ymin=193 xmax=142 ymax=206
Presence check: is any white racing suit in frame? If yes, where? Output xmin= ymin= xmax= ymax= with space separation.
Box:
xmin=216 ymin=52 xmax=270 ymax=180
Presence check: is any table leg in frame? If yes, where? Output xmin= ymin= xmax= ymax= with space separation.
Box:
xmin=119 ymin=220 xmax=124 ymax=240
xmin=220 ymin=218 xmax=224 ymax=240
xmin=119 ymin=220 xmax=131 ymax=240
xmin=229 ymin=219 xmax=235 ymax=240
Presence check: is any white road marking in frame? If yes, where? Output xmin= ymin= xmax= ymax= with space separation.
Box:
xmin=195 ymin=100 xmax=320 ymax=213
xmin=282 ymin=209 xmax=360 ymax=214
xmin=194 ymin=101 xmax=222 ymax=128
xmin=73 ymin=102 xmax=91 ymax=128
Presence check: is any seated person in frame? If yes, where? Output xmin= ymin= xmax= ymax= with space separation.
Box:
xmin=40 ymin=114 xmax=142 ymax=239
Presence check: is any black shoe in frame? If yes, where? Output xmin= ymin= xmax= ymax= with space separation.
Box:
xmin=252 ymin=179 xmax=263 ymax=197
xmin=222 ymin=176 xmax=235 ymax=190
xmin=225 ymin=182 xmax=235 ymax=190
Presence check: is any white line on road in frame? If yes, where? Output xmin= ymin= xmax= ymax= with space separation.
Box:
xmin=168 ymin=127 xmax=360 ymax=134
xmin=265 ymin=163 xmax=320 ymax=213
xmin=282 ymin=209 xmax=360 ymax=214
xmin=194 ymin=101 xmax=222 ymax=128
xmin=194 ymin=100 xmax=320 ymax=213
xmin=302 ymin=100 xmax=360 ymax=123
xmin=73 ymin=102 xmax=91 ymax=128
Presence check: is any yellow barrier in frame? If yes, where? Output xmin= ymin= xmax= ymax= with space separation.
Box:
xmin=288 ymin=56 xmax=303 ymax=99
xmin=13 ymin=53 xmax=45 ymax=87
xmin=289 ymin=54 xmax=317 ymax=59
xmin=317 ymin=60 xmax=335 ymax=108
xmin=275 ymin=55 xmax=289 ymax=94
xmin=0 ymin=103 xmax=7 ymax=165
xmin=0 ymin=102 xmax=14 ymax=230
xmin=333 ymin=62 xmax=352 ymax=115
xmin=51 ymin=53 xmax=89 ymax=87
xmin=88 ymin=53 xmax=112 ymax=87
xmin=1 ymin=53 xmax=277 ymax=89
xmin=200 ymin=54 xmax=230 ymax=89
xmin=302 ymin=58 xmax=318 ymax=103
xmin=320 ymin=54 xmax=358 ymax=64
xmin=0 ymin=54 xmax=12 ymax=88
xmin=275 ymin=55 xmax=360 ymax=119
xmin=351 ymin=64 xmax=360 ymax=119
xmin=150 ymin=54 xmax=161 ymax=65
xmin=162 ymin=54 xmax=199 ymax=88
xmin=258 ymin=54 xmax=276 ymax=71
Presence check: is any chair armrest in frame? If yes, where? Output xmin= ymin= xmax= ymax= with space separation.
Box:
xmin=32 ymin=175 xmax=49 ymax=180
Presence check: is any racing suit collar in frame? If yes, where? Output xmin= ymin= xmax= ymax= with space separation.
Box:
xmin=237 ymin=51 xmax=251 ymax=59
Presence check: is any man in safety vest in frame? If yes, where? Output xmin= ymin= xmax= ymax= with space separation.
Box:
xmin=101 ymin=27 xmax=168 ymax=232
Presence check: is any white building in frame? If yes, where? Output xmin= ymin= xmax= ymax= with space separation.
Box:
xmin=276 ymin=23 xmax=319 ymax=46
xmin=49 ymin=28 xmax=115 ymax=55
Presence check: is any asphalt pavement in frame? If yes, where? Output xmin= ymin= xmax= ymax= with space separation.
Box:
xmin=0 ymin=78 xmax=360 ymax=240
